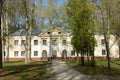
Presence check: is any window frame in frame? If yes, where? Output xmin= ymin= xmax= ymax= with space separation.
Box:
xmin=14 ymin=40 xmax=19 ymax=46
xmin=21 ymin=40 xmax=25 ymax=46
xmin=14 ymin=51 xmax=19 ymax=57
xmin=42 ymin=40 xmax=47 ymax=45
xmin=34 ymin=51 xmax=38 ymax=56
xmin=21 ymin=51 xmax=25 ymax=56
xmin=34 ymin=40 xmax=38 ymax=45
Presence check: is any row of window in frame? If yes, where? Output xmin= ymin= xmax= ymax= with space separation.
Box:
xmin=14 ymin=39 xmax=108 ymax=46
xmin=14 ymin=40 xmax=67 ymax=46
xmin=13 ymin=50 xmax=106 ymax=57
xmin=14 ymin=50 xmax=47 ymax=57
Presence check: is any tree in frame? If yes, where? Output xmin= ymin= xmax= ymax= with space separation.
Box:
xmin=109 ymin=0 xmax=120 ymax=59
xmin=66 ymin=0 xmax=96 ymax=66
xmin=94 ymin=0 xmax=112 ymax=71
xmin=0 ymin=0 xmax=3 ymax=70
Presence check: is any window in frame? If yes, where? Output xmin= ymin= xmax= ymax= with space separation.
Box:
xmin=42 ymin=50 xmax=47 ymax=58
xmin=58 ymin=32 xmax=61 ymax=34
xmin=14 ymin=51 xmax=18 ymax=57
xmin=21 ymin=40 xmax=25 ymax=46
xmin=34 ymin=40 xmax=38 ymax=45
xmin=21 ymin=51 xmax=25 ymax=56
xmin=14 ymin=40 xmax=18 ymax=46
xmin=34 ymin=51 xmax=38 ymax=56
xmin=52 ymin=40 xmax=57 ymax=45
xmin=71 ymin=50 xmax=75 ymax=56
xmin=47 ymin=32 xmax=50 ymax=34
xmin=62 ymin=40 xmax=67 ymax=45
xmin=43 ymin=40 xmax=47 ymax=45
xmin=102 ymin=50 xmax=106 ymax=55
xmin=101 ymin=39 xmax=105 ymax=45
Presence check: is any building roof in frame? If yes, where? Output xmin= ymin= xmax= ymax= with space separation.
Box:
xmin=10 ymin=28 xmax=41 ymax=36
xmin=9 ymin=27 xmax=69 ymax=36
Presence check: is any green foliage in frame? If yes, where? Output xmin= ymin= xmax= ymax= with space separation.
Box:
xmin=66 ymin=0 xmax=96 ymax=55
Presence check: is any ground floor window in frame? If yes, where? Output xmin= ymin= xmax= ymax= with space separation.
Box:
xmin=42 ymin=50 xmax=47 ymax=58
xmin=34 ymin=51 xmax=38 ymax=56
xmin=21 ymin=51 xmax=25 ymax=56
xmin=102 ymin=50 xmax=106 ymax=55
xmin=14 ymin=51 xmax=19 ymax=57
xmin=71 ymin=50 xmax=75 ymax=56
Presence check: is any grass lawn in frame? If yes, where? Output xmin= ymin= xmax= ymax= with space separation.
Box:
xmin=67 ymin=59 xmax=120 ymax=76
xmin=0 ymin=60 xmax=51 ymax=80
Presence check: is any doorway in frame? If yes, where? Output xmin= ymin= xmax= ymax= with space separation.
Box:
xmin=52 ymin=50 xmax=57 ymax=59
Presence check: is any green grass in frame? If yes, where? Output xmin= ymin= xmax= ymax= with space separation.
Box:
xmin=67 ymin=59 xmax=120 ymax=76
xmin=0 ymin=60 xmax=51 ymax=80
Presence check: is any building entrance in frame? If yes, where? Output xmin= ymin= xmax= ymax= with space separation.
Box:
xmin=52 ymin=50 xmax=57 ymax=59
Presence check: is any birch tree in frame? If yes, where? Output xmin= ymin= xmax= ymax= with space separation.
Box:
xmin=0 ymin=0 xmax=3 ymax=70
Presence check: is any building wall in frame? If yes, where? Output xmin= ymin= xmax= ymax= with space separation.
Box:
xmin=3 ymin=33 xmax=119 ymax=60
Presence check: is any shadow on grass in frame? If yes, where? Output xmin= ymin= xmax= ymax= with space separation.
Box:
xmin=0 ymin=61 xmax=51 ymax=80
xmin=67 ymin=60 xmax=120 ymax=77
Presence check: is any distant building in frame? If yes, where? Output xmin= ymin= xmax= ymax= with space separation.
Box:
xmin=3 ymin=27 xmax=119 ymax=61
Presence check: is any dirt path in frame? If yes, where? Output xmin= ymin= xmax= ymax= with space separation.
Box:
xmin=49 ymin=60 xmax=120 ymax=80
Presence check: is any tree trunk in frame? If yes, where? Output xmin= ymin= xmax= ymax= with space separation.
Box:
xmin=5 ymin=12 xmax=9 ymax=62
xmin=81 ymin=52 xmax=84 ymax=66
xmin=91 ymin=50 xmax=95 ymax=67
xmin=0 ymin=0 xmax=3 ymax=70
xmin=86 ymin=50 xmax=90 ymax=65
xmin=22 ymin=0 xmax=31 ymax=64
xmin=76 ymin=52 xmax=79 ymax=62
xmin=119 ymin=45 xmax=120 ymax=59
xmin=104 ymin=34 xmax=111 ymax=71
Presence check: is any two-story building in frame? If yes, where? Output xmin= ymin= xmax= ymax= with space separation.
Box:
xmin=3 ymin=27 xmax=120 ymax=61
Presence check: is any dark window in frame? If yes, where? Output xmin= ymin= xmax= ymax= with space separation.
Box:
xmin=102 ymin=50 xmax=106 ymax=55
xmin=62 ymin=40 xmax=67 ymax=45
xmin=34 ymin=40 xmax=38 ymax=45
xmin=21 ymin=51 xmax=25 ymax=56
xmin=101 ymin=39 xmax=105 ymax=45
xmin=58 ymin=32 xmax=61 ymax=34
xmin=21 ymin=40 xmax=25 ymax=46
xmin=43 ymin=40 xmax=47 ymax=45
xmin=52 ymin=40 xmax=57 ymax=45
xmin=48 ymin=32 xmax=50 ymax=34
xmin=71 ymin=51 xmax=75 ymax=56
xmin=14 ymin=51 xmax=18 ymax=57
xmin=14 ymin=40 xmax=18 ymax=46
xmin=34 ymin=51 xmax=38 ymax=56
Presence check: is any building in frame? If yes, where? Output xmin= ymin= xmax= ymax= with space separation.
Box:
xmin=3 ymin=27 xmax=120 ymax=61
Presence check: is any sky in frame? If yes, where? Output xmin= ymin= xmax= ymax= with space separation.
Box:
xmin=35 ymin=0 xmax=67 ymax=7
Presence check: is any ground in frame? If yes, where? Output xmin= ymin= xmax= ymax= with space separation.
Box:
xmin=50 ymin=60 xmax=120 ymax=80
xmin=0 ymin=60 xmax=120 ymax=80
xmin=0 ymin=61 xmax=50 ymax=80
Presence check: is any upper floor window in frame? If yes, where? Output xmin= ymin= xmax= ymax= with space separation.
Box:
xmin=14 ymin=51 xmax=18 ymax=57
xmin=21 ymin=40 xmax=25 ymax=46
xmin=43 ymin=40 xmax=47 ymax=45
xmin=34 ymin=40 xmax=38 ymax=45
xmin=52 ymin=40 xmax=57 ymax=45
xmin=34 ymin=51 xmax=38 ymax=56
xmin=102 ymin=50 xmax=106 ymax=55
xmin=21 ymin=51 xmax=25 ymax=56
xmin=62 ymin=40 xmax=67 ymax=45
xmin=47 ymin=32 xmax=50 ymax=34
xmin=101 ymin=39 xmax=105 ymax=45
xmin=58 ymin=32 xmax=61 ymax=34
xmin=14 ymin=40 xmax=18 ymax=46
